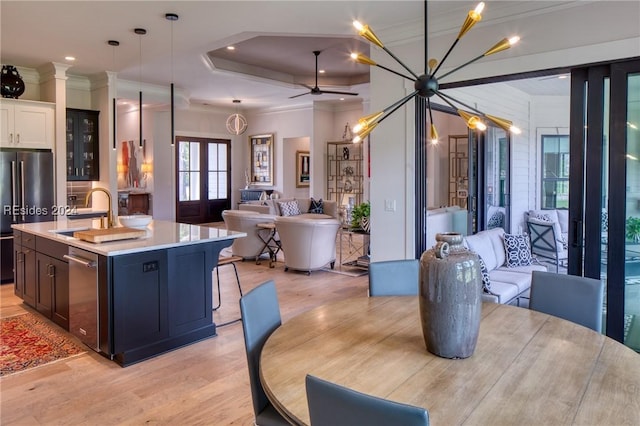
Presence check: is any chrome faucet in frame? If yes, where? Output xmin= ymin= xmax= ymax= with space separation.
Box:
xmin=85 ymin=187 xmax=114 ymax=229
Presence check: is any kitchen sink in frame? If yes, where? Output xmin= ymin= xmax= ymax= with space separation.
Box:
xmin=49 ymin=227 xmax=90 ymax=238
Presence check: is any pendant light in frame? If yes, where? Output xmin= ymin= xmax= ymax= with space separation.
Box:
xmin=226 ymin=99 xmax=248 ymax=135
xmin=350 ymin=1 xmax=522 ymax=143
xmin=135 ymin=28 xmax=146 ymax=148
xmin=108 ymin=40 xmax=119 ymax=150
xmin=165 ymin=13 xmax=178 ymax=147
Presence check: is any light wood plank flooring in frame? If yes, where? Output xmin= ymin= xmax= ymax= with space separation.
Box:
xmin=0 ymin=255 xmax=369 ymax=425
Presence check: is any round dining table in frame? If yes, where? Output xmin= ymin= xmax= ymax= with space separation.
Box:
xmin=260 ymin=297 xmax=640 ymax=425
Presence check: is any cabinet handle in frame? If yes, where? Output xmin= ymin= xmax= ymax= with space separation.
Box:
xmin=16 ymin=133 xmax=20 ymax=144
xmin=16 ymin=252 xmax=24 ymax=263
xmin=9 ymin=133 xmax=13 ymax=144
xmin=47 ymin=264 xmax=55 ymax=277
xmin=75 ymin=167 xmax=79 ymax=176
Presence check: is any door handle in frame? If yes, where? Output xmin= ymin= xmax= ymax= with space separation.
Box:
xmin=572 ymin=219 xmax=583 ymax=247
xmin=47 ymin=264 xmax=55 ymax=277
xmin=20 ymin=161 xmax=25 ymax=221
xmin=64 ymin=254 xmax=97 ymax=268
xmin=10 ymin=161 xmax=17 ymax=222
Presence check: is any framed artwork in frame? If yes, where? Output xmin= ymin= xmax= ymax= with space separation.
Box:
xmin=249 ymin=133 xmax=274 ymax=186
xmin=296 ymin=151 xmax=310 ymax=187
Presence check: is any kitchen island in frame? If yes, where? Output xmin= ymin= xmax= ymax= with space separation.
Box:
xmin=12 ymin=218 xmax=245 ymax=366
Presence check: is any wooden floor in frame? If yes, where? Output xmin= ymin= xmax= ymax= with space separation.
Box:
xmin=0 ymin=256 xmax=369 ymax=425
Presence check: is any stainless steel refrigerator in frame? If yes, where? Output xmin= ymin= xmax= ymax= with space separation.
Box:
xmin=1 ymin=149 xmax=54 ymax=283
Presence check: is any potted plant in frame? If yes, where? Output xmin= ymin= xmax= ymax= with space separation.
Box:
xmin=626 ymin=217 xmax=640 ymax=243
xmin=351 ymin=201 xmax=370 ymax=232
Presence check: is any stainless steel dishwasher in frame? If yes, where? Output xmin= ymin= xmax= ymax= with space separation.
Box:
xmin=64 ymin=247 xmax=99 ymax=351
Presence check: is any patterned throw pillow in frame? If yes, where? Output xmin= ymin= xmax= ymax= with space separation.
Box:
xmin=503 ymin=234 xmax=533 ymax=267
xmin=278 ymin=200 xmax=301 ymax=217
xmin=530 ymin=212 xmax=553 ymax=222
xmin=309 ymin=197 xmax=324 ymax=214
xmin=601 ymin=210 xmax=608 ymax=232
xmin=477 ymin=255 xmax=491 ymax=293
xmin=487 ymin=211 xmax=504 ymax=229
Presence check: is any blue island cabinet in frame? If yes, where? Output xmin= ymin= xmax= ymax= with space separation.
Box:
xmin=106 ymin=240 xmax=230 ymax=366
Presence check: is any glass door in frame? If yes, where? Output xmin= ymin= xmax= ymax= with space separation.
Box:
xmin=569 ymin=58 xmax=640 ymax=350
xmin=175 ymin=136 xmax=231 ymax=224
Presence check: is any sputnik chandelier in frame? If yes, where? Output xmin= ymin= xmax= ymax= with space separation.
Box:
xmin=350 ymin=1 xmax=521 ymax=143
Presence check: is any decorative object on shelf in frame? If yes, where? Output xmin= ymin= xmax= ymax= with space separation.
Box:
xmin=342 ymin=122 xmax=353 ymax=141
xmin=289 ymin=51 xmax=358 ymax=99
xmin=244 ymin=168 xmax=250 ymax=189
xmin=342 ymin=146 xmax=350 ymax=160
xmin=1 ymin=65 xmax=25 ymax=99
xmin=343 ymin=179 xmax=353 ymax=193
xmin=343 ymin=166 xmax=354 ymax=176
xmin=259 ymin=190 xmax=269 ymax=202
xmin=419 ymin=232 xmax=482 ymax=359
xmin=349 ymin=1 xmax=522 ymax=143
xmin=226 ymin=99 xmax=248 ymax=135
xmin=165 ymin=13 xmax=179 ymax=147
xmin=350 ymin=201 xmax=370 ymax=231
xmin=296 ymin=150 xmax=310 ymax=187
xmin=249 ymin=133 xmax=274 ymax=185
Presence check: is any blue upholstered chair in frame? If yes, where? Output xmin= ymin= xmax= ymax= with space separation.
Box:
xmin=529 ymin=271 xmax=604 ymax=332
xmin=305 ymin=374 xmax=429 ymax=426
xmin=239 ymin=280 xmax=289 ymax=425
xmin=368 ymin=259 xmax=419 ymax=296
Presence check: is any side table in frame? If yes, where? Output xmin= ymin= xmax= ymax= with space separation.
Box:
xmin=256 ymin=222 xmax=281 ymax=268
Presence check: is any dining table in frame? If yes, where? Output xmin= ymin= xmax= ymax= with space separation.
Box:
xmin=260 ymin=297 xmax=640 ymax=425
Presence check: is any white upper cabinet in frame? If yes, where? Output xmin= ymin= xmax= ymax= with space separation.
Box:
xmin=0 ymin=99 xmax=55 ymax=149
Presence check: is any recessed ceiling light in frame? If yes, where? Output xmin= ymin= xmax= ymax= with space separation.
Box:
xmin=65 ymin=56 xmax=76 ymax=61
xmin=340 ymin=98 xmax=345 ymax=101
xmin=319 ymin=69 xmax=325 ymax=74
xmin=227 ymin=46 xmax=235 ymax=51
xmin=558 ymin=74 xmax=569 ymax=79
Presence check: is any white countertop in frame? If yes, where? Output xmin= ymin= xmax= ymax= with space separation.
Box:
xmin=12 ymin=219 xmax=245 ymax=257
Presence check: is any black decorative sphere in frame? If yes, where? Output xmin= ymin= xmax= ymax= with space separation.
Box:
xmin=1 ymin=65 xmax=26 ymax=99
xmin=414 ymin=74 xmax=438 ymax=98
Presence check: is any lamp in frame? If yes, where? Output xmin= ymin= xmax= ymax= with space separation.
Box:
xmin=141 ymin=163 xmax=152 ymax=174
xmin=226 ymin=99 xmax=248 ymax=135
xmin=165 ymin=13 xmax=178 ymax=147
xmin=350 ymin=1 xmax=521 ymax=143
xmin=134 ymin=28 xmax=146 ymax=148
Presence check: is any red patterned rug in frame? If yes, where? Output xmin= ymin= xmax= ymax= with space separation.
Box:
xmin=1 ymin=313 xmax=86 ymax=377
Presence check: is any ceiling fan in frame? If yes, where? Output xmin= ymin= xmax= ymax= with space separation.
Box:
xmin=289 ymin=50 xmax=359 ymax=99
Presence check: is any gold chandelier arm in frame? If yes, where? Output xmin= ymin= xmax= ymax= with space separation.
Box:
xmin=354 ymin=90 xmax=419 ymax=135
xmin=437 ymin=91 xmax=520 ymax=134
xmin=354 ymin=20 xmax=419 ymax=79
xmin=436 ymin=36 xmax=519 ymax=81
xmin=351 ymin=53 xmax=415 ymax=81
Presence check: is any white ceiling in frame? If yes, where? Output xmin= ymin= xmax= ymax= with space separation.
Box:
xmin=2 ymin=1 xmax=630 ymax=110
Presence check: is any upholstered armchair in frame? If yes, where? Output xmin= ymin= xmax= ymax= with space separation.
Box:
xmin=274 ymin=216 xmax=341 ymax=274
xmin=222 ymin=210 xmax=276 ymax=260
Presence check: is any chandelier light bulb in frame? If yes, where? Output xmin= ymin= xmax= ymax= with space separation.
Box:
xmin=508 ymin=36 xmax=520 ymax=46
xmin=510 ymin=126 xmax=522 ymax=134
xmin=353 ymin=20 xmax=384 ymax=48
xmin=430 ymin=124 xmax=439 ymax=145
xmin=474 ymin=2 xmax=485 ymax=15
xmin=458 ymin=2 xmax=485 ymax=39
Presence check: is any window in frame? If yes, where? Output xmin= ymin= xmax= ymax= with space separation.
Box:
xmin=541 ymin=135 xmax=569 ymax=209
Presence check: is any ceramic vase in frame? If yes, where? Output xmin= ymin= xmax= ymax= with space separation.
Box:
xmin=419 ymin=232 xmax=482 ymax=359
xmin=1 ymin=65 xmax=25 ymax=99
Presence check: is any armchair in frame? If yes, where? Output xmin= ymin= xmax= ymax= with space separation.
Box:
xmin=274 ymin=216 xmax=340 ymax=274
xmin=221 ymin=210 xmax=276 ymax=260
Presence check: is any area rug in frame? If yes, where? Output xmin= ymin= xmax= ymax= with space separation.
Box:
xmin=321 ymin=266 xmax=368 ymax=277
xmin=0 ymin=313 xmax=86 ymax=377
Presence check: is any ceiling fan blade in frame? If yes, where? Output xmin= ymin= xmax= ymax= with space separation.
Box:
xmin=318 ymin=90 xmax=359 ymax=96
xmin=289 ymin=92 xmax=310 ymax=99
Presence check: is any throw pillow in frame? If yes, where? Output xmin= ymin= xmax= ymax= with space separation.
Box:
xmin=278 ymin=200 xmax=301 ymax=217
xmin=601 ymin=210 xmax=608 ymax=232
xmin=487 ymin=211 xmax=504 ymax=229
xmin=477 ymin=255 xmax=491 ymax=293
xmin=309 ymin=197 xmax=324 ymax=214
xmin=503 ymin=234 xmax=533 ymax=267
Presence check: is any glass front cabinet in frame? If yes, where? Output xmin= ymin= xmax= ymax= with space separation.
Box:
xmin=66 ymin=108 xmax=99 ymax=181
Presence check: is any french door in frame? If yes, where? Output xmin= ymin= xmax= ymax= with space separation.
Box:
xmin=569 ymin=58 xmax=640 ymax=349
xmin=175 ymin=136 xmax=231 ymax=224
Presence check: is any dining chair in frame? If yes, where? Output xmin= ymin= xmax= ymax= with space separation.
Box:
xmin=529 ymin=271 xmax=604 ymax=332
xmin=527 ymin=219 xmax=568 ymax=273
xmin=368 ymin=259 xmax=419 ymax=296
xmin=239 ymin=280 xmax=289 ymax=425
xmin=305 ymin=374 xmax=430 ymax=426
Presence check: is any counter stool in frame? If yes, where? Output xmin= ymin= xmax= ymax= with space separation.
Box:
xmin=213 ymin=255 xmax=244 ymax=311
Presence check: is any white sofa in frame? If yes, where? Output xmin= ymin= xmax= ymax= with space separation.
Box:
xmin=239 ymin=198 xmax=338 ymax=219
xmin=464 ymin=227 xmax=547 ymax=304
xmin=426 ymin=206 xmax=468 ymax=248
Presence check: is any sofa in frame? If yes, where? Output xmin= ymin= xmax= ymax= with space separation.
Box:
xmin=239 ymin=197 xmax=338 ymax=220
xmin=464 ymin=227 xmax=547 ymax=305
